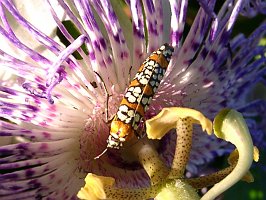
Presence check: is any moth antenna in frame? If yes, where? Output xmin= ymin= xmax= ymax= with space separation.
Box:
xmin=94 ymin=148 xmax=108 ymax=160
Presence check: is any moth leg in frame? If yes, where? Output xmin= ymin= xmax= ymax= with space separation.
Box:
xmin=94 ymin=71 xmax=113 ymax=123
xmin=133 ymin=117 xmax=147 ymax=139
xmin=128 ymin=65 xmax=133 ymax=84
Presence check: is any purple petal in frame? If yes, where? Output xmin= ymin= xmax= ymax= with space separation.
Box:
xmin=241 ymin=0 xmax=266 ymax=17
xmin=169 ymin=0 xmax=188 ymax=47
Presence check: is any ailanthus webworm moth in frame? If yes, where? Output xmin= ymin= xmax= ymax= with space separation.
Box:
xmin=95 ymin=43 xmax=174 ymax=159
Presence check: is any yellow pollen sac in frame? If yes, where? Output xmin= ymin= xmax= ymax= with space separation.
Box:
xmin=77 ymin=173 xmax=115 ymax=200
xmin=145 ymin=107 xmax=212 ymax=140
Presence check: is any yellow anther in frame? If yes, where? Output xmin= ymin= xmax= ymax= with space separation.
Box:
xmin=146 ymin=107 xmax=212 ymax=140
xmin=77 ymin=173 xmax=115 ymax=200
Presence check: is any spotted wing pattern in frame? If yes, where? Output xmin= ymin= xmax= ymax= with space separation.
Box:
xmin=108 ymin=43 xmax=174 ymax=149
